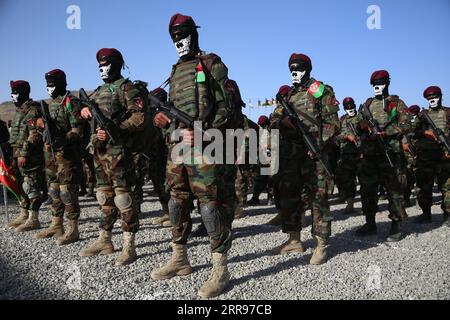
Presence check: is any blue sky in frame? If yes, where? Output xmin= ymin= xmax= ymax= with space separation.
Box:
xmin=1 ymin=0 xmax=449 ymax=121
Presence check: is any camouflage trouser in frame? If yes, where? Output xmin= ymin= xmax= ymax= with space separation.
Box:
xmin=404 ymin=154 xmax=416 ymax=200
xmin=81 ymin=154 xmax=96 ymax=188
xmin=44 ymin=146 xmax=81 ymax=220
xmin=222 ymin=164 xmax=237 ymax=226
xmin=235 ymin=165 xmax=253 ymax=207
xmin=166 ymin=145 xmax=231 ymax=253
xmin=15 ymin=158 xmax=42 ymax=212
xmin=131 ymin=152 xmax=149 ymax=207
xmin=415 ymin=158 xmax=450 ymax=213
xmin=94 ymin=146 xmax=139 ymax=233
xmin=252 ymin=168 xmax=273 ymax=198
xmin=335 ymin=153 xmax=360 ymax=200
xmin=276 ymin=155 xmax=332 ymax=239
xmin=359 ymin=154 xmax=407 ymax=221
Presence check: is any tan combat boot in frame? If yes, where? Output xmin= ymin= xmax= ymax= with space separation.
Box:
xmin=151 ymin=244 xmax=192 ymax=280
xmin=272 ymin=231 xmax=305 ymax=255
xmin=197 ymin=252 xmax=231 ymax=298
xmin=115 ymin=232 xmax=137 ymax=266
xmin=16 ymin=210 xmax=41 ymax=232
xmin=310 ymin=236 xmax=328 ymax=265
xmin=265 ymin=213 xmax=282 ymax=226
xmin=34 ymin=216 xmax=64 ymax=239
xmin=79 ymin=230 xmax=115 ymax=257
xmin=56 ymin=219 xmax=79 ymax=245
xmin=7 ymin=208 xmax=29 ymax=229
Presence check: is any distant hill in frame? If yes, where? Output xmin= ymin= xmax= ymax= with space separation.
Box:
xmin=0 ymin=90 xmax=90 ymax=123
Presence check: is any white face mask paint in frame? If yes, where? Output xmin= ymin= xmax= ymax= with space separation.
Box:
xmin=47 ymin=86 xmax=56 ymax=98
xmin=99 ymin=63 xmax=112 ymax=80
xmin=174 ymin=35 xmax=192 ymax=58
xmin=346 ymin=109 xmax=356 ymax=117
xmin=11 ymin=93 xmax=19 ymax=103
xmin=291 ymin=70 xmax=306 ymax=85
xmin=373 ymin=84 xmax=386 ymax=96
xmin=428 ymin=97 xmax=440 ymax=109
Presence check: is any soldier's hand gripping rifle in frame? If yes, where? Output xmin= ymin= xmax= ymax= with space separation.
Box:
xmin=276 ymin=93 xmax=332 ymax=176
xmin=420 ymin=110 xmax=450 ymax=153
xmin=79 ymin=88 xmax=121 ymax=144
xmin=360 ymin=103 xmax=395 ymax=168
xmin=148 ymin=94 xmax=211 ymax=139
xmin=347 ymin=121 xmax=361 ymax=148
xmin=39 ymin=100 xmax=59 ymax=160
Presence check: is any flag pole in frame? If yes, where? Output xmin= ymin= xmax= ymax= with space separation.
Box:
xmin=3 ymin=186 xmax=8 ymax=222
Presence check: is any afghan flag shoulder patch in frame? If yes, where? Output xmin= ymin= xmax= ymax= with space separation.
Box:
xmin=64 ymin=96 xmax=72 ymax=112
xmin=386 ymin=101 xmax=398 ymax=120
xmin=196 ymin=63 xmax=206 ymax=83
xmin=308 ymin=81 xmax=325 ymax=99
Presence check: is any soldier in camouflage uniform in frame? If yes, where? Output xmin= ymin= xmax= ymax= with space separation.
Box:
xmin=147 ymin=88 xmax=171 ymax=227
xmin=248 ymin=115 xmax=274 ymax=206
xmin=270 ymin=54 xmax=340 ymax=265
xmin=33 ymin=69 xmax=84 ymax=245
xmin=79 ymin=48 xmax=146 ymax=266
xmin=335 ymin=97 xmax=361 ymax=214
xmin=6 ymin=80 xmax=44 ymax=232
xmin=403 ymin=105 xmax=421 ymax=207
xmin=354 ymin=70 xmax=410 ymax=241
xmin=413 ymin=86 xmax=449 ymax=226
xmin=151 ymin=14 xmax=232 ymax=298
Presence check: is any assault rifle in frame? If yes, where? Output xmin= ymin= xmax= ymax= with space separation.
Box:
xmin=79 ymin=88 xmax=121 ymax=144
xmin=347 ymin=121 xmax=361 ymax=148
xmin=420 ymin=110 xmax=450 ymax=153
xmin=39 ymin=100 xmax=59 ymax=159
xmin=276 ymin=93 xmax=332 ymax=176
xmin=360 ymin=103 xmax=395 ymax=168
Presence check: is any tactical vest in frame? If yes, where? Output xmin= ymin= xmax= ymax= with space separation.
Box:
xmin=425 ymin=107 xmax=447 ymax=133
xmin=49 ymin=94 xmax=71 ymax=135
xmin=169 ymin=57 xmax=211 ymax=125
xmin=93 ymin=78 xmax=129 ymax=122
xmin=340 ymin=115 xmax=360 ymax=154
xmin=9 ymin=109 xmax=24 ymax=148
xmin=416 ymin=107 xmax=448 ymax=158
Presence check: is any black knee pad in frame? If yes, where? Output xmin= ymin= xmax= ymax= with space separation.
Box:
xmin=200 ymin=202 xmax=222 ymax=238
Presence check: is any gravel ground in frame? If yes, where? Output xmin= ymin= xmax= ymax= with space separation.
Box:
xmin=0 ymin=187 xmax=449 ymax=300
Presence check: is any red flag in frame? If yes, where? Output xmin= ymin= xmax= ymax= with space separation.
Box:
xmin=0 ymin=157 xmax=20 ymax=199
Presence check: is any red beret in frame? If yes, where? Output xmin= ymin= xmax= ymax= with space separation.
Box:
xmin=370 ymin=70 xmax=390 ymax=85
xmin=423 ymin=86 xmax=442 ymax=98
xmin=289 ymin=53 xmax=312 ymax=70
xmin=407 ymin=105 xmax=420 ymax=115
xmin=278 ymin=85 xmax=291 ymax=97
xmin=169 ymin=13 xmax=198 ymax=33
xmin=343 ymin=97 xmax=355 ymax=108
xmin=45 ymin=69 xmax=67 ymax=84
xmin=10 ymin=80 xmax=30 ymax=92
xmin=96 ymin=48 xmax=124 ymax=63
xmin=258 ymin=115 xmax=269 ymax=126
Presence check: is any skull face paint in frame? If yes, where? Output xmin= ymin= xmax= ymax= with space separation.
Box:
xmin=291 ymin=70 xmax=306 ymax=85
xmin=99 ymin=63 xmax=112 ymax=80
xmin=11 ymin=93 xmax=20 ymax=103
xmin=428 ymin=97 xmax=440 ymax=109
xmin=47 ymin=86 xmax=56 ymax=98
xmin=346 ymin=109 xmax=357 ymax=117
xmin=373 ymin=84 xmax=386 ymax=96
xmin=174 ymin=35 xmax=192 ymax=58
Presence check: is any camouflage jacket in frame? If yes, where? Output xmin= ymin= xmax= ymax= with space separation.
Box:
xmin=337 ymin=114 xmax=360 ymax=154
xmin=14 ymin=100 xmax=43 ymax=161
xmin=270 ymin=78 xmax=340 ymax=156
xmin=90 ymin=77 xmax=147 ymax=149
xmin=45 ymin=91 xmax=84 ymax=152
xmin=168 ymin=52 xmax=230 ymax=135
xmin=413 ymin=106 xmax=450 ymax=159
xmin=356 ymin=95 xmax=410 ymax=155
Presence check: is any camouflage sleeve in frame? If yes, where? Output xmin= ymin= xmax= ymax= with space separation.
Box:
xmin=209 ymin=60 xmax=229 ymax=128
xmin=269 ymin=105 xmax=286 ymax=129
xmin=320 ymin=86 xmax=340 ymax=143
xmin=387 ymin=98 xmax=411 ymax=141
xmin=337 ymin=118 xmax=350 ymax=143
xmin=119 ymin=81 xmax=146 ymax=133
xmin=19 ymin=107 xmax=42 ymax=157
xmin=66 ymin=97 xmax=85 ymax=141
